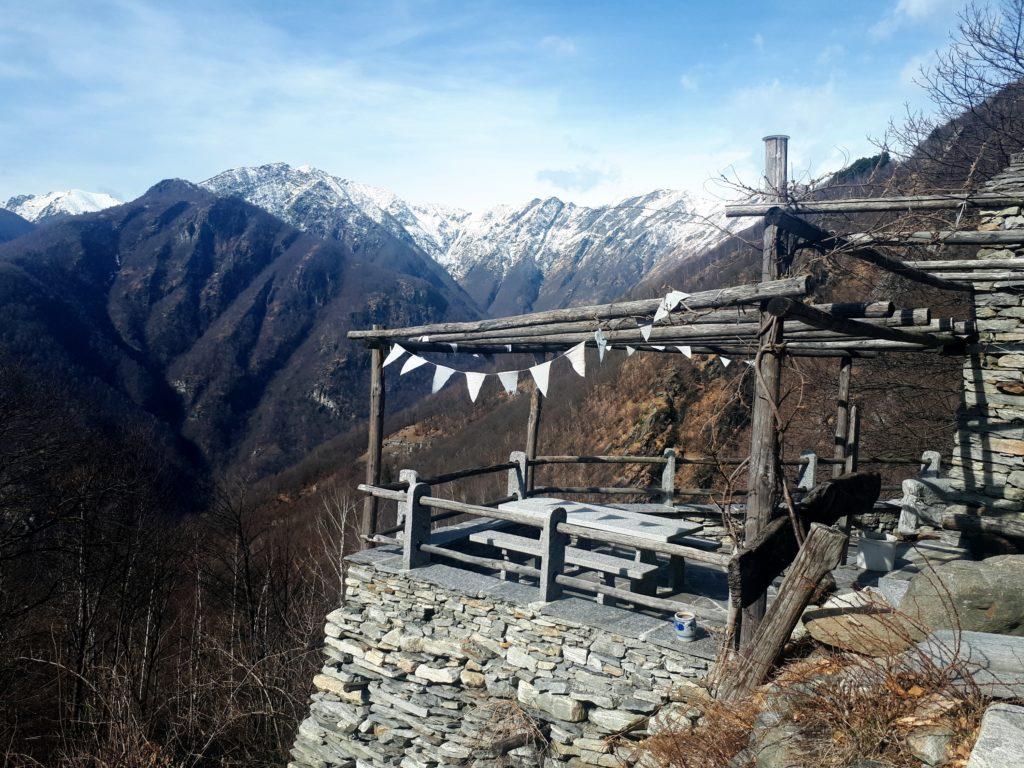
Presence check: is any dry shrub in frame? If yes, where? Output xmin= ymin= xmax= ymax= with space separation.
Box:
xmin=632 ymin=691 xmax=758 ymax=768
xmin=479 ymin=700 xmax=548 ymax=764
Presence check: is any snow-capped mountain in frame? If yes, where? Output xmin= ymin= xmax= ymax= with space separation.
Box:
xmin=201 ymin=163 xmax=739 ymax=316
xmin=3 ymin=189 xmax=122 ymax=222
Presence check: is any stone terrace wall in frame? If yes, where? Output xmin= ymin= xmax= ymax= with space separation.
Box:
xmin=948 ymin=151 xmax=1024 ymax=520
xmin=288 ymin=547 xmax=718 ymax=768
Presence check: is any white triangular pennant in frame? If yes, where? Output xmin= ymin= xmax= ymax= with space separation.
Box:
xmin=431 ymin=365 xmax=456 ymax=393
xmin=651 ymin=345 xmax=665 ymax=351
xmin=720 ymin=356 xmax=732 ymax=368
xmin=505 ymin=344 xmax=512 ymax=352
xmin=640 ymin=324 xmax=653 ymax=341
xmin=530 ymin=361 xmax=552 ymax=397
xmin=676 ymin=345 xmax=692 ymax=358
xmin=400 ymin=354 xmax=428 ymax=375
xmin=566 ymin=342 xmax=586 ymax=377
xmin=653 ymin=305 xmax=670 ymax=323
xmin=446 ymin=342 xmax=458 ymax=352
xmin=417 ymin=335 xmax=430 ymax=342
xmin=383 ymin=344 xmax=407 ymax=367
xmin=595 ymin=329 xmax=608 ymax=361
xmin=465 ymin=371 xmax=486 ymax=402
xmin=625 ymin=346 xmax=636 ymax=356
xmin=498 ymin=370 xmax=519 ymax=394
xmin=745 ymin=359 xmax=755 ymax=367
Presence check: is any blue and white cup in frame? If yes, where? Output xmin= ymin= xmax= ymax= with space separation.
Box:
xmin=673 ymin=611 xmax=698 ymax=642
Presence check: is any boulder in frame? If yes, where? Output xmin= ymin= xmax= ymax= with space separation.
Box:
xmin=967 ymin=702 xmax=1024 ymax=767
xmin=902 ymin=555 xmax=1024 ymax=636
xmin=801 ymin=591 xmax=913 ymax=656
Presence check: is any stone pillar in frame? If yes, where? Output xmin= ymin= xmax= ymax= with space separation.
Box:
xmin=947 ymin=151 xmax=1024 ymax=520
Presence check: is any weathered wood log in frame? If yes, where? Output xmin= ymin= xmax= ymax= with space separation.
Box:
xmin=361 ymin=326 xmax=386 ymax=542
xmin=847 ymin=230 xmax=1024 ymax=246
xmin=725 ymin=192 xmax=1024 ymax=217
xmin=728 ymin=472 xmax=880 ymax=609
xmin=768 ymin=298 xmax=953 ymax=348
xmin=905 ymin=258 xmax=1024 ymax=270
xmin=347 ymin=275 xmax=815 ymax=341
xmin=833 ymin=356 xmax=852 ymax=480
xmin=721 ymin=523 xmax=848 ymax=700
xmin=766 ymin=209 xmax=973 ymax=292
xmin=741 ymin=135 xmax=788 ymax=650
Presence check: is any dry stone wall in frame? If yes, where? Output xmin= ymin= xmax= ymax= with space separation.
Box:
xmin=948 ymin=151 xmax=1024 ymax=519
xmin=288 ymin=547 xmax=718 ymax=768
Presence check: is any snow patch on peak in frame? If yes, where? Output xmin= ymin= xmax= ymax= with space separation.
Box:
xmin=4 ymin=189 xmax=122 ymax=222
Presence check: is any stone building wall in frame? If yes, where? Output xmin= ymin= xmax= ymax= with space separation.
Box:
xmin=946 ymin=151 xmax=1024 ymax=520
xmin=288 ymin=546 xmax=718 ymax=768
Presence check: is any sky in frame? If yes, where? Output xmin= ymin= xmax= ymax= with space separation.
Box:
xmin=0 ymin=0 xmax=971 ymax=210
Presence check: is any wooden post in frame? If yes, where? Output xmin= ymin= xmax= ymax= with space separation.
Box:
xmin=508 ymin=451 xmax=528 ymax=500
xmin=740 ymin=134 xmax=789 ymax=650
xmin=844 ymin=404 xmax=860 ymax=474
xmin=525 ymin=383 xmax=544 ymax=491
xmin=832 ymin=355 xmax=853 ymax=479
xmin=402 ymin=481 xmax=431 ymax=570
xmin=660 ymin=448 xmax=677 ymax=505
xmin=723 ymin=523 xmax=847 ymax=700
xmin=361 ymin=329 xmax=386 ymax=543
xmin=539 ymin=506 xmax=568 ymax=602
xmin=397 ymin=469 xmax=418 ymax=529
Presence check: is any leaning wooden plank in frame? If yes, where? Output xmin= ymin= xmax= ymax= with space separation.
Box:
xmin=905 ymin=259 xmax=1024 ymax=270
xmin=766 ymin=209 xmax=973 ymax=293
xmin=725 ymin=192 xmax=1024 ymax=217
xmin=727 ymin=472 xmax=880 ymax=609
xmin=347 ymin=276 xmax=815 ymax=341
xmin=721 ymin=524 xmax=848 ymax=701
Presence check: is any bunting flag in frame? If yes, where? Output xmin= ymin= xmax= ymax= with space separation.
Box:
xmin=566 ymin=342 xmax=586 ymax=377
xmin=432 ymin=365 xmax=456 ymax=393
xmin=465 ymin=371 xmax=486 ymax=402
xmin=400 ymin=354 xmax=429 ymax=375
xmin=383 ymin=344 xmax=407 ymax=367
xmin=498 ymin=370 xmax=519 ymax=394
xmin=745 ymin=360 xmax=755 ymax=366
xmin=595 ymin=329 xmax=608 ymax=361
xmin=377 ymin=286 xmax=725 ymax=404
xmin=530 ymin=360 xmax=552 ymax=396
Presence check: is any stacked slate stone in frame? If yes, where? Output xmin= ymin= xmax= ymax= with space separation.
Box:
xmin=288 ymin=550 xmax=714 ymax=768
xmin=948 ymin=151 xmax=1024 ymax=519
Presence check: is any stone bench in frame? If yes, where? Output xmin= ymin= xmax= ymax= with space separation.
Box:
xmin=468 ymin=529 xmax=660 ymax=600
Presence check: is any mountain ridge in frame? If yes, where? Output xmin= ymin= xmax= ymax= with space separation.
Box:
xmin=3 ymin=188 xmax=123 ymax=222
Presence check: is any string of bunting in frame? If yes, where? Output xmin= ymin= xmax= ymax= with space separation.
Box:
xmin=382 ymin=289 xmax=749 ymax=402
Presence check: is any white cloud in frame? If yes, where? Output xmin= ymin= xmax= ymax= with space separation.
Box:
xmin=538 ymin=35 xmax=577 ymax=57
xmin=752 ymin=33 xmax=765 ymax=51
xmin=870 ymin=0 xmax=963 ymax=40
xmin=679 ymin=73 xmax=698 ymax=92
xmin=817 ymin=44 xmax=845 ymax=65
xmin=536 ymin=164 xmax=619 ymax=192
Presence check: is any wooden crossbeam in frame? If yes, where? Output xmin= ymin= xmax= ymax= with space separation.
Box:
xmin=766 ymin=298 xmax=954 ymax=349
xmin=767 ymin=209 xmax=973 ymax=293
xmin=347 ymin=275 xmax=815 ymax=342
xmin=725 ymin=192 xmax=1024 ymax=218
xmin=847 ymin=230 xmax=1024 ymax=246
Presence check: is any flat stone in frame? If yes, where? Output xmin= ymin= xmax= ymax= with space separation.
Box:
xmin=414 ymin=664 xmax=462 ymax=684
xmin=967 ymin=702 xmax=1024 ymax=767
xmin=906 ymin=726 xmax=953 ymax=766
xmin=459 ymin=669 xmax=485 ymax=687
xmin=506 ymin=646 xmax=538 ymax=671
xmin=517 ymin=680 xmax=586 ymax=722
xmin=802 ymin=591 xmax=913 ymax=656
xmin=587 ymin=708 xmax=645 ymax=733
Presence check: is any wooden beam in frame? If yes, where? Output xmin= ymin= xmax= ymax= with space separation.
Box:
xmin=741 ymin=134 xmax=788 ymax=650
xmin=721 ymin=523 xmax=848 ymax=700
xmin=847 ymin=230 xmax=1024 ymax=246
xmin=766 ymin=209 xmax=973 ymax=293
xmin=766 ymin=298 xmax=953 ymax=348
xmin=725 ymin=192 xmax=1024 ymax=218
xmin=832 ymin=356 xmax=852 ymax=480
xmin=347 ymin=275 xmax=816 ymax=342
xmin=905 ymin=259 xmax=1024 ymax=270
xmin=361 ymin=326 xmax=386 ymax=543
xmin=525 ymin=374 xmax=544 ymax=492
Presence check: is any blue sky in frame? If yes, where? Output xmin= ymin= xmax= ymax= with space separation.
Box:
xmin=0 ymin=0 xmax=968 ymax=209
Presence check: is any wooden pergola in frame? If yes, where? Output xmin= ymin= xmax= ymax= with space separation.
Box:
xmin=348 ymin=135 xmax=1024 ymax=689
